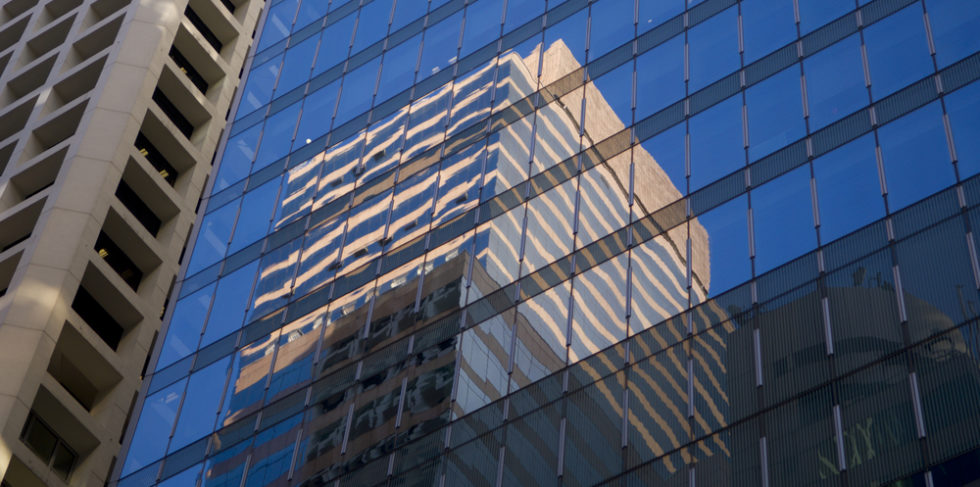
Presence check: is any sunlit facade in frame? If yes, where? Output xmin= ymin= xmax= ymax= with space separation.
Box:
xmin=114 ymin=0 xmax=980 ymax=486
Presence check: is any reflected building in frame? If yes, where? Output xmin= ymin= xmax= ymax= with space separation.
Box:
xmin=112 ymin=1 xmax=980 ymax=487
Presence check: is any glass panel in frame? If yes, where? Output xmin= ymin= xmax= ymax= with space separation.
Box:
xmin=803 ymin=35 xmax=867 ymax=131
xmin=247 ymin=237 xmax=302 ymax=322
xmin=746 ymin=66 xmax=805 ymax=161
xmin=121 ymin=379 xmax=186 ymax=475
xmin=635 ymin=35 xmax=684 ymax=120
xmin=313 ymin=12 xmax=356 ymax=76
xmin=638 ymin=0 xmax=683 ymax=34
xmin=276 ymin=36 xmax=318 ymax=96
xmin=626 ymin=343 xmax=689 ymax=468
xmin=587 ymin=0 xmax=634 ymax=61
xmin=689 ymin=95 xmax=743 ymax=191
xmin=878 ymin=102 xmax=954 ymax=211
xmin=838 ymin=357 xmax=922 ymax=486
xmin=630 ymin=231 xmax=689 ymax=336
xmin=294 ymin=218 xmax=344 ymax=297
xmin=863 ymin=5 xmax=933 ymax=100
xmin=254 ymin=102 xmax=302 ymax=169
xmin=522 ymin=178 xmax=575 ymax=274
xmin=418 ymin=10 xmax=463 ymax=79
xmin=157 ymin=284 xmax=214 ymax=370
xmin=460 ymin=0 xmax=503 ymax=58
xmin=698 ymin=194 xmax=750 ymax=297
xmin=926 ymin=0 xmax=980 ymax=68
xmin=187 ymin=201 xmax=238 ymax=275
xmin=214 ymin=124 xmax=262 ymax=193
xmin=294 ymin=0 xmax=329 ymax=32
xmin=170 ymin=357 xmax=231 ymax=451
xmin=569 ymin=254 xmax=627 ymax=362
xmin=376 ymin=32 xmax=422 ymax=103
xmin=334 ymin=57 xmax=381 ymax=126
xmin=945 ymin=81 xmax=980 ymax=179
xmin=751 ymin=165 xmax=816 ymax=273
xmin=201 ymin=261 xmax=259 ymax=346
xmin=766 ymin=387 xmax=840 ymax=486
xmin=813 ymin=134 xmax=884 ymax=243
xmin=897 ymin=218 xmax=974 ymax=343
xmin=740 ymin=0 xmax=796 ymax=64
xmin=240 ymin=56 xmax=282 ymax=115
xmin=295 ymin=79 xmax=341 ymax=145
xmin=229 ymin=178 xmax=281 ymax=253
xmin=688 ymin=7 xmax=738 ymax=92
xmin=798 ymin=0 xmax=853 ymax=35
xmin=219 ymin=330 xmax=279 ymax=429
xmin=351 ymin=0 xmax=394 ymax=52
xmin=257 ymin=0 xmax=298 ymax=51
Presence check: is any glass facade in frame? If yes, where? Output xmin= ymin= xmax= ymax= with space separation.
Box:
xmin=115 ymin=0 xmax=980 ymax=486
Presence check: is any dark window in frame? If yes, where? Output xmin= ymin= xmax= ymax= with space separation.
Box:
xmin=115 ymin=180 xmax=162 ymax=236
xmin=185 ymin=7 xmax=223 ymax=52
xmin=71 ymin=287 xmax=124 ymax=349
xmin=219 ymin=0 xmax=236 ymax=15
xmin=152 ymin=88 xmax=195 ymax=138
xmin=21 ymin=413 xmax=77 ymax=480
xmin=169 ymin=46 xmax=209 ymax=94
xmin=134 ymin=132 xmax=179 ymax=186
xmin=95 ymin=231 xmax=143 ymax=291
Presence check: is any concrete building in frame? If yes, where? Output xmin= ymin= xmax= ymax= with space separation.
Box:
xmin=0 ymin=0 xmax=263 ymax=485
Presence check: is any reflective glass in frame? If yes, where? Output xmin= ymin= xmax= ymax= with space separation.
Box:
xmin=638 ymin=0 xmax=683 ymax=34
xmin=635 ymin=35 xmax=684 ymax=120
xmin=418 ymin=11 xmax=464 ymax=78
xmin=461 ymin=0 xmax=503 ymax=58
xmin=294 ymin=0 xmax=328 ymax=32
xmin=376 ymin=33 xmax=422 ymax=103
xmin=122 ymin=379 xmax=186 ymax=475
xmin=926 ymin=0 xmax=980 ymax=68
xmin=746 ymin=67 xmax=805 ymax=161
xmin=254 ymin=102 xmax=301 ymax=168
xmin=798 ymin=0 xmax=853 ymax=35
xmin=313 ymin=12 xmax=356 ymax=77
xmin=698 ymin=194 xmax=750 ymax=296
xmin=813 ymin=134 xmax=885 ymax=243
xmin=803 ymin=35 xmax=867 ymax=131
xmin=201 ymin=261 xmax=259 ymax=346
xmin=170 ymin=357 xmax=231 ymax=451
xmin=275 ymin=36 xmax=318 ymax=96
xmin=587 ymin=0 xmax=634 ymax=61
xmin=334 ymin=56 xmax=381 ymax=126
xmin=228 ymin=178 xmax=280 ymax=253
xmin=240 ymin=57 xmax=282 ymax=115
xmin=878 ymin=102 xmax=954 ymax=211
xmin=214 ymin=124 xmax=262 ymax=193
xmin=352 ymin=0 xmax=394 ymax=53
xmin=946 ymin=81 xmax=980 ymax=179
xmin=257 ymin=0 xmax=298 ymax=51
xmin=157 ymin=284 xmax=214 ymax=369
xmin=186 ymin=201 xmax=238 ymax=275
xmin=863 ymin=5 xmax=933 ymax=100
xmin=689 ymin=95 xmax=743 ymax=190
xmin=295 ymin=79 xmax=340 ymax=145
xmin=688 ymin=7 xmax=738 ymax=92
xmin=751 ymin=166 xmax=816 ymax=273
xmin=740 ymin=0 xmax=795 ymax=64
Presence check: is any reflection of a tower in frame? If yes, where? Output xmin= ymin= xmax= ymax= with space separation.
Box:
xmin=204 ymin=41 xmax=722 ymax=487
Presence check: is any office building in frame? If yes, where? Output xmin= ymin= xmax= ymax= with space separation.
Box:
xmin=0 ymin=0 xmax=263 ymax=485
xmin=113 ymin=0 xmax=980 ymax=486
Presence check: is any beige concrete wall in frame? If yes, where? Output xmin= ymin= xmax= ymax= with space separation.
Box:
xmin=0 ymin=0 xmax=264 ymax=485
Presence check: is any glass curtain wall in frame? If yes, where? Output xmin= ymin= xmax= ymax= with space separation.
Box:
xmin=115 ymin=0 xmax=980 ymax=486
